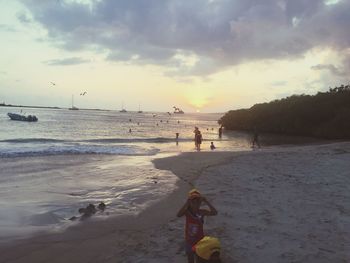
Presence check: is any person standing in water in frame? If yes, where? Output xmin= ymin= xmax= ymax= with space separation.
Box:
xmin=196 ymin=130 xmax=203 ymax=151
xmin=176 ymin=132 xmax=180 ymax=146
xmin=194 ymin=127 xmax=199 ymax=148
xmin=252 ymin=126 xmax=260 ymax=148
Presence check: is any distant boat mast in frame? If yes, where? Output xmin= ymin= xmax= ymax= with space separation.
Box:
xmin=120 ymin=101 xmax=127 ymax=112
xmin=138 ymin=102 xmax=143 ymax=113
xmin=69 ymin=95 xmax=79 ymax=110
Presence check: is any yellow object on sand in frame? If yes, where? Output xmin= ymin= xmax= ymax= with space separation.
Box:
xmin=188 ymin=189 xmax=201 ymax=199
xmin=194 ymin=236 xmax=221 ymax=260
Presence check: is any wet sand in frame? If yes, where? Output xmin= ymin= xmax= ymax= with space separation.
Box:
xmin=0 ymin=142 xmax=350 ymax=262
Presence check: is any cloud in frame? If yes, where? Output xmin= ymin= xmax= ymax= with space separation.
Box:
xmin=311 ymin=63 xmax=345 ymax=76
xmin=44 ymin=57 xmax=90 ymax=66
xmin=16 ymin=12 xmax=32 ymax=24
xmin=340 ymin=53 xmax=350 ymax=76
xmin=270 ymin=81 xmax=288 ymax=87
xmin=19 ymin=0 xmax=350 ymax=76
xmin=0 ymin=24 xmax=18 ymax=32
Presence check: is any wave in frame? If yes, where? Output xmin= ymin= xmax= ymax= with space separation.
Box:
xmin=24 ymin=212 xmax=65 ymax=226
xmin=0 ymin=138 xmax=64 ymax=143
xmin=0 ymin=145 xmax=160 ymax=158
xmin=84 ymin=137 xmax=194 ymax=143
xmin=0 ymin=137 xmax=227 ymax=144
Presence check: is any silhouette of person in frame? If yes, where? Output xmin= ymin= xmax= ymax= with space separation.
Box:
xmin=195 ymin=130 xmax=203 ymax=151
xmin=252 ymin=127 xmax=260 ymax=148
xmin=218 ymin=126 xmax=222 ymax=138
xmin=194 ymin=127 xmax=199 ymax=148
xmin=210 ymin=142 xmax=216 ymax=150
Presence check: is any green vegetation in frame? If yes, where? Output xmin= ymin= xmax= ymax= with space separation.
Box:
xmin=219 ymin=84 xmax=350 ymax=139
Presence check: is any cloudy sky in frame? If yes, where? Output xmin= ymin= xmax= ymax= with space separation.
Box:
xmin=0 ymin=0 xmax=349 ymax=112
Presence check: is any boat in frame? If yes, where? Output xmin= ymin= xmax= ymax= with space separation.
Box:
xmin=137 ymin=103 xmax=143 ymax=113
xmin=173 ymin=106 xmax=184 ymax=114
xmin=7 ymin=112 xmax=38 ymax=122
xmin=69 ymin=95 xmax=79 ymax=110
xmin=120 ymin=102 xmax=127 ymax=113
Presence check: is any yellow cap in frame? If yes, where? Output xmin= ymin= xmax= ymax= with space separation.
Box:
xmin=194 ymin=236 xmax=221 ymax=260
xmin=188 ymin=189 xmax=201 ymax=199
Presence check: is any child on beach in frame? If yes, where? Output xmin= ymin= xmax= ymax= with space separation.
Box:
xmin=177 ymin=189 xmax=218 ymax=263
xmin=210 ymin=142 xmax=216 ymax=150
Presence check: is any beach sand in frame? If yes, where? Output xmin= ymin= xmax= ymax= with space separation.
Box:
xmin=0 ymin=142 xmax=350 ymax=262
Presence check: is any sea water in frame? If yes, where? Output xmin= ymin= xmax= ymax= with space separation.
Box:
xmin=0 ymin=107 xmax=252 ymax=241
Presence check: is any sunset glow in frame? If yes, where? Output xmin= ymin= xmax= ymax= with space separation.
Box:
xmin=0 ymin=0 xmax=349 ymax=112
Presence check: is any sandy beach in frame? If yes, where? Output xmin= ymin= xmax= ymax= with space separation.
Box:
xmin=0 ymin=142 xmax=350 ymax=263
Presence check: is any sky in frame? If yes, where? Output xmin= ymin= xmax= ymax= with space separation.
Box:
xmin=0 ymin=0 xmax=349 ymax=113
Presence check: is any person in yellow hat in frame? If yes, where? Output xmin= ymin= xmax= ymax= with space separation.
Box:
xmin=193 ymin=236 xmax=221 ymax=263
xmin=177 ymin=189 xmax=218 ymax=263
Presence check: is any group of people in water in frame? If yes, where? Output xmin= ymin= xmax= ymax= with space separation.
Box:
xmin=193 ymin=127 xmax=203 ymax=151
xmin=191 ymin=125 xmax=260 ymax=151
xmin=127 ymin=117 xmax=179 ymax=133
xmin=192 ymin=126 xmax=221 ymax=151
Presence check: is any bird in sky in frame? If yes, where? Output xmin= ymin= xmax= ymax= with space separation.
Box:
xmin=80 ymin=91 xmax=87 ymax=96
xmin=50 ymin=82 xmax=56 ymax=86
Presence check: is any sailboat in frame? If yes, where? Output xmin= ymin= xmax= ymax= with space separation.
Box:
xmin=119 ymin=102 xmax=127 ymax=113
xmin=137 ymin=103 xmax=143 ymax=113
xmin=69 ymin=95 xmax=79 ymax=110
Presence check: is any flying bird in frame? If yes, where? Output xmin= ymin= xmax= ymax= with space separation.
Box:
xmin=80 ymin=91 xmax=87 ymax=96
xmin=50 ymin=82 xmax=56 ymax=86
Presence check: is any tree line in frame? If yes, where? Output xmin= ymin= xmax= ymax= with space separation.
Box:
xmin=218 ymin=84 xmax=350 ymax=139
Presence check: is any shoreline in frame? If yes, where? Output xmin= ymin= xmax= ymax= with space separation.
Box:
xmin=0 ymin=151 xmax=236 ymax=263
xmin=0 ymin=142 xmax=349 ymax=262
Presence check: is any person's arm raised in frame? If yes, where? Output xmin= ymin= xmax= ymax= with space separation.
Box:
xmin=177 ymin=199 xmax=190 ymax=217
xmin=200 ymin=197 xmax=218 ymax=216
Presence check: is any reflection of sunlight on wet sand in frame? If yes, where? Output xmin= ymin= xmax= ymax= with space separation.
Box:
xmin=0 ymin=154 xmax=179 ymax=241
xmin=97 ymin=155 xmax=152 ymax=169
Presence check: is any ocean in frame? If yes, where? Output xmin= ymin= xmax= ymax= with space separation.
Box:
xmin=0 ymin=106 xmax=252 ymax=241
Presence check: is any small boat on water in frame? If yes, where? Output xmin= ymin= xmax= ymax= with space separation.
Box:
xmin=7 ymin=112 xmax=38 ymax=122
xmin=173 ymin=106 xmax=184 ymax=114
xmin=120 ymin=101 xmax=127 ymax=113
xmin=137 ymin=103 xmax=143 ymax=113
xmin=69 ymin=95 xmax=79 ymax=110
